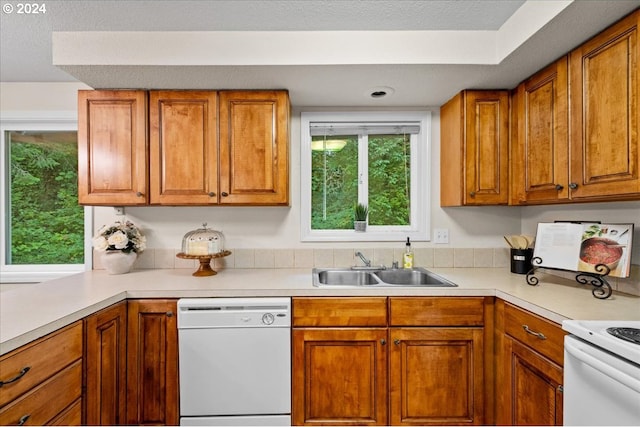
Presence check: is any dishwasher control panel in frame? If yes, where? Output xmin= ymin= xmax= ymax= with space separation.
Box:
xmin=178 ymin=297 xmax=291 ymax=328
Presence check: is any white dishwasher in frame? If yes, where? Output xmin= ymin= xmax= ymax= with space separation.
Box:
xmin=178 ymin=298 xmax=291 ymax=426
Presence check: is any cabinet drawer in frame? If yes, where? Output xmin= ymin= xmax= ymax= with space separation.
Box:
xmin=0 ymin=360 xmax=82 ymax=426
xmin=504 ymin=303 xmax=566 ymax=365
xmin=0 ymin=322 xmax=83 ymax=407
xmin=49 ymin=398 xmax=82 ymax=426
xmin=389 ymin=297 xmax=485 ymax=326
xmin=292 ymin=297 xmax=388 ymax=326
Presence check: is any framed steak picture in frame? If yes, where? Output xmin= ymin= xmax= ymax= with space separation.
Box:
xmin=533 ymin=222 xmax=634 ymax=278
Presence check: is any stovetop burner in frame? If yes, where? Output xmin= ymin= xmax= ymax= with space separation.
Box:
xmin=607 ymin=327 xmax=640 ymax=345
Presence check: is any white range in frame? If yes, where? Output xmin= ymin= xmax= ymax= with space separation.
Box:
xmin=562 ymin=320 xmax=640 ymax=426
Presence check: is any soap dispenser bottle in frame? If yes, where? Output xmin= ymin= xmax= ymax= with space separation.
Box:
xmin=403 ymin=237 xmax=414 ymax=268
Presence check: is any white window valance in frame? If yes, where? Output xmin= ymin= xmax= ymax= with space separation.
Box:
xmin=309 ymin=122 xmax=420 ymax=136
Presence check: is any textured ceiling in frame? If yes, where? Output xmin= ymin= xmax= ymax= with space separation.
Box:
xmin=2 ymin=0 xmax=640 ymax=106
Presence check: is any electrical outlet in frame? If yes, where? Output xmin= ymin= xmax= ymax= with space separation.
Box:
xmin=114 ymin=206 xmax=125 ymax=215
xmin=434 ymin=228 xmax=449 ymax=244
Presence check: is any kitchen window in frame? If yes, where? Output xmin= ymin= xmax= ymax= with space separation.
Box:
xmin=301 ymin=111 xmax=431 ymax=241
xmin=1 ymin=114 xmax=91 ymax=283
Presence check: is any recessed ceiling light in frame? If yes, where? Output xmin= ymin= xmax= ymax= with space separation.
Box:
xmin=368 ymin=86 xmax=395 ymax=99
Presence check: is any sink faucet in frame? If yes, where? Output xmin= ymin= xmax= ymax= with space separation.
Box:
xmin=355 ymin=251 xmax=371 ymax=267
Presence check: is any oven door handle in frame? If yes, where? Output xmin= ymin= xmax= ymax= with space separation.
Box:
xmin=565 ymin=339 xmax=640 ymax=393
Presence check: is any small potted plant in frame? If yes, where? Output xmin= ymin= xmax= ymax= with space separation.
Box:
xmin=354 ymin=203 xmax=369 ymax=232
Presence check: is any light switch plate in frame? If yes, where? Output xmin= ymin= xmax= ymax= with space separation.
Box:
xmin=434 ymin=228 xmax=449 ymax=244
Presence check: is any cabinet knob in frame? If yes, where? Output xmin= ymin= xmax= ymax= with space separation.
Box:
xmin=555 ymin=184 xmax=564 ymax=191
xmin=136 ymin=192 xmax=144 ymax=197
xmin=380 ymin=339 xmax=386 ymax=345
xmin=568 ymin=182 xmax=578 ymax=190
xmin=394 ymin=339 xmax=401 ymax=345
xmin=221 ymin=192 xmax=229 ymax=197
xmin=166 ymin=311 xmax=174 ymax=317
xmin=208 ymin=192 xmax=216 ymax=197
xmin=18 ymin=415 xmax=30 ymax=426
xmin=469 ymin=191 xmax=476 ymax=198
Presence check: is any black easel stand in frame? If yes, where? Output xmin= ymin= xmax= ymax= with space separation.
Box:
xmin=526 ymin=256 xmax=613 ymax=300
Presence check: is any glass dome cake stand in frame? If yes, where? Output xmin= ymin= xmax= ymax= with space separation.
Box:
xmin=177 ymin=223 xmax=230 ymax=276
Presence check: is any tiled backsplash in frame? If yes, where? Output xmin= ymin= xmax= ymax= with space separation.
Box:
xmin=93 ymin=247 xmax=640 ymax=296
xmin=95 ymin=247 xmax=513 ymax=270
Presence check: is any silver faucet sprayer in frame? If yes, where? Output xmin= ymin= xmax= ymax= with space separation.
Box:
xmin=355 ymin=251 xmax=371 ymax=267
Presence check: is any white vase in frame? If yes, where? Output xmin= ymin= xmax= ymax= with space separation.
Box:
xmin=101 ymin=251 xmax=137 ymax=274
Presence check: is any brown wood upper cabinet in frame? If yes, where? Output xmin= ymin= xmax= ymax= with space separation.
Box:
xmin=510 ymin=10 xmax=640 ymax=204
xmin=441 ymin=90 xmax=509 ymax=206
xmin=510 ymin=57 xmax=570 ymax=205
xmin=149 ymin=91 xmax=218 ymax=205
xmin=569 ymin=10 xmax=640 ymax=201
xmin=78 ymin=90 xmax=148 ymax=206
xmin=79 ymin=89 xmax=290 ymax=206
xmin=219 ymin=91 xmax=290 ymax=205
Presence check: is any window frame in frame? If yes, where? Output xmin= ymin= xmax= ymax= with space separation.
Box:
xmin=300 ymin=111 xmax=431 ymax=242
xmin=0 ymin=112 xmax=92 ymax=283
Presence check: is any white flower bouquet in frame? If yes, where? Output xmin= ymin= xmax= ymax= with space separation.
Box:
xmin=93 ymin=220 xmax=146 ymax=254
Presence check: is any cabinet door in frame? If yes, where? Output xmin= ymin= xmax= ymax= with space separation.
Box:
xmin=85 ymin=301 xmax=127 ymax=426
xmin=126 ymin=300 xmax=178 ymax=426
xmin=292 ymin=328 xmax=388 ymax=426
xmin=440 ymin=90 xmax=509 ymax=206
xmin=464 ymin=91 xmax=509 ymax=205
xmin=149 ymin=91 xmax=218 ymax=205
xmin=503 ymin=337 xmax=563 ymax=426
xmin=511 ymin=58 xmax=569 ymax=205
xmin=78 ymin=90 xmax=148 ymax=205
xmin=569 ymin=10 xmax=640 ymax=200
xmin=218 ymin=91 xmax=290 ymax=205
xmin=389 ymin=328 xmax=484 ymax=426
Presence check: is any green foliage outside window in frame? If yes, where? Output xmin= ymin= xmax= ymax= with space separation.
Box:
xmin=368 ymin=135 xmax=410 ymax=226
xmin=311 ymin=136 xmax=358 ymax=229
xmin=311 ymin=134 xmax=410 ymax=230
xmin=8 ymin=131 xmax=84 ymax=264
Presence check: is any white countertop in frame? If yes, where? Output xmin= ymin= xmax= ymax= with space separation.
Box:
xmin=1 ymin=267 xmax=639 ymax=355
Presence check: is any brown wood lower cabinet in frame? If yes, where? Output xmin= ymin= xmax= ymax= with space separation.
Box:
xmin=292 ymin=328 xmax=388 ymax=425
xmin=84 ymin=299 xmax=180 ymax=426
xmin=389 ymin=328 xmax=484 ymax=425
xmin=495 ymin=300 xmax=566 ymax=426
xmin=503 ymin=337 xmax=563 ymax=426
xmin=126 ymin=299 xmax=179 ymax=426
xmin=0 ymin=322 xmax=83 ymax=426
xmin=85 ymin=301 xmax=127 ymax=425
xmin=292 ymin=297 xmax=488 ymax=426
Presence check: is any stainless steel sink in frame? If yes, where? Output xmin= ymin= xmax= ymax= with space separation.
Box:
xmin=375 ymin=269 xmax=453 ymax=286
xmin=316 ymin=270 xmax=379 ymax=286
xmin=312 ymin=267 xmax=457 ymax=287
